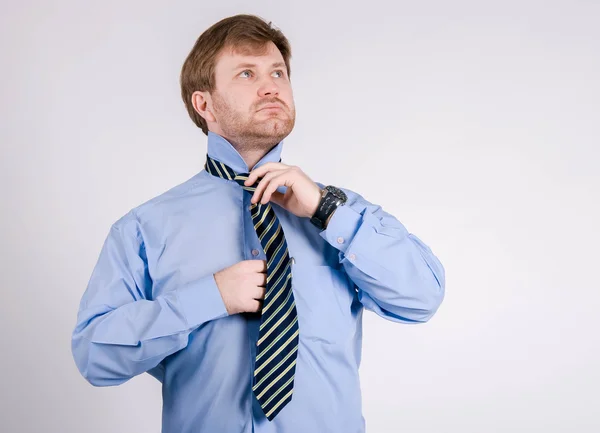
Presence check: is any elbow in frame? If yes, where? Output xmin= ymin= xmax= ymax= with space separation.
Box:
xmin=415 ymin=272 xmax=445 ymax=322
xmin=373 ymin=284 xmax=444 ymax=324
xmin=362 ymin=261 xmax=446 ymax=324
xmin=79 ymin=365 xmax=119 ymax=387
xmin=394 ymin=271 xmax=445 ymax=324
xmin=71 ymin=334 xmax=126 ymax=387
xmin=418 ymin=289 xmax=444 ymax=323
xmin=72 ymin=335 xmax=102 ymax=387
xmin=411 ymin=240 xmax=446 ymax=322
xmin=82 ymin=373 xmax=113 ymax=388
xmin=413 ymin=252 xmax=446 ymax=322
xmin=81 ymin=369 xmax=128 ymax=388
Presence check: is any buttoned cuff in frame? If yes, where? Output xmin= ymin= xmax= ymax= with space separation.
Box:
xmin=319 ymin=204 xmax=363 ymax=254
xmin=177 ymin=273 xmax=229 ymax=328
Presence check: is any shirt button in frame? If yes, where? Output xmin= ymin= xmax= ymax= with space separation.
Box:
xmin=348 ymin=253 xmax=356 ymax=261
xmin=337 ymin=237 xmax=345 ymax=244
xmin=251 ymin=249 xmax=259 ymax=256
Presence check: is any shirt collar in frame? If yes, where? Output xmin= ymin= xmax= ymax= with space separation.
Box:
xmin=206 ymin=131 xmax=284 ymax=174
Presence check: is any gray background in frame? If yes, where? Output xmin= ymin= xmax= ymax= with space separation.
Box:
xmin=2 ymin=0 xmax=599 ymax=432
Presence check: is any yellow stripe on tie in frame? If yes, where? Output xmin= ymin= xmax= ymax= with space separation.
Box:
xmin=261 ymin=374 xmax=295 ymax=406
xmin=209 ymin=159 xmax=225 ymax=179
xmin=257 ymin=214 xmax=276 ymax=239
xmin=254 ymin=207 xmax=271 ymax=230
xmin=256 ymin=359 xmax=296 ymax=399
xmin=266 ymin=253 xmax=288 ymax=285
xmin=265 ymin=388 xmax=294 ymax=419
xmin=267 ymin=242 xmax=285 ymax=268
xmin=252 ymin=345 xmax=298 ymax=391
xmin=263 ymin=224 xmax=281 ymax=252
xmin=218 ymin=161 xmax=233 ymax=180
xmin=262 ymin=275 xmax=291 ymax=315
xmin=265 ymin=266 xmax=290 ymax=300
xmin=257 ymin=302 xmax=296 ymax=346
xmin=254 ymin=326 xmax=299 ymax=370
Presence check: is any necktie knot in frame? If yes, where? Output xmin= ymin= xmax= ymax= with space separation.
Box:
xmin=204 ymin=155 xmax=260 ymax=195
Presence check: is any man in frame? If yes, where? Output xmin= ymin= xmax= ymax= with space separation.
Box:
xmin=71 ymin=13 xmax=445 ymax=433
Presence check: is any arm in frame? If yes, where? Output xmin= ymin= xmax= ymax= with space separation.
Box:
xmin=317 ymin=184 xmax=445 ymax=323
xmin=71 ymin=211 xmax=228 ymax=386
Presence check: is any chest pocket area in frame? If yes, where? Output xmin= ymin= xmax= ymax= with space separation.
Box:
xmin=291 ymin=262 xmax=356 ymax=345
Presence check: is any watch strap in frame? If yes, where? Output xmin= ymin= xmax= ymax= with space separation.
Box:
xmin=310 ymin=187 xmax=346 ymax=230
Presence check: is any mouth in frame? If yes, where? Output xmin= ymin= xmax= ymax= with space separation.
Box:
xmin=257 ymin=104 xmax=284 ymax=112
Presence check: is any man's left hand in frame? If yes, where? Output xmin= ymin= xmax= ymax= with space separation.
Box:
xmin=244 ymin=162 xmax=321 ymax=218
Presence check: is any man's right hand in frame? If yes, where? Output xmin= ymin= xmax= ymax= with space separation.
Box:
xmin=214 ymin=259 xmax=267 ymax=315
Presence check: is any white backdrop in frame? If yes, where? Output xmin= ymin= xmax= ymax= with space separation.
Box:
xmin=2 ymin=1 xmax=599 ymax=432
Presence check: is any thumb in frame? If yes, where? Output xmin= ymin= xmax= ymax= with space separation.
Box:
xmin=269 ymin=191 xmax=286 ymax=207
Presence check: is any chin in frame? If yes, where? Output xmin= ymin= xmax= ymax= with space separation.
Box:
xmin=256 ymin=117 xmax=294 ymax=134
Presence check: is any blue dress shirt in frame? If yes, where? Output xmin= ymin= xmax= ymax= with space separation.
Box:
xmin=71 ymin=131 xmax=445 ymax=433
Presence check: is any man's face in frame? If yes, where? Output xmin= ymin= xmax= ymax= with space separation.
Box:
xmin=207 ymin=42 xmax=295 ymax=148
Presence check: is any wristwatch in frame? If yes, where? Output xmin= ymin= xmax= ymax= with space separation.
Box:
xmin=310 ymin=185 xmax=348 ymax=230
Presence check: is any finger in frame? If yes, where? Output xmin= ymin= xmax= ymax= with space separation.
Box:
xmin=251 ymin=259 xmax=267 ymax=273
xmin=251 ymin=169 xmax=286 ymax=204
xmin=269 ymin=190 xmax=286 ymax=207
xmin=244 ymin=162 xmax=288 ymax=186
xmin=260 ymin=259 xmax=267 ymax=272
xmin=249 ymin=299 xmax=263 ymax=313
xmin=253 ymin=286 xmax=266 ymax=300
xmin=255 ymin=272 xmax=268 ymax=287
xmin=260 ymin=173 xmax=290 ymax=204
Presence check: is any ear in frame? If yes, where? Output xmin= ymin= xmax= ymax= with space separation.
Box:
xmin=191 ymin=90 xmax=216 ymax=123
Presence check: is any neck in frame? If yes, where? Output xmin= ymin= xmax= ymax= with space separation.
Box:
xmin=222 ymin=134 xmax=279 ymax=172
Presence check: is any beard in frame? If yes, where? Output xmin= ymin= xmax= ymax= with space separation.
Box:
xmin=211 ymin=91 xmax=295 ymax=152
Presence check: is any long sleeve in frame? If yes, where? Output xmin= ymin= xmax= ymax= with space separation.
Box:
xmin=71 ymin=211 xmax=229 ymax=387
xmin=318 ymin=185 xmax=445 ymax=323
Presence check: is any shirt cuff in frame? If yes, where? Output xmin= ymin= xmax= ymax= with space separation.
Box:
xmin=177 ymin=273 xmax=229 ymax=328
xmin=319 ymin=204 xmax=363 ymax=254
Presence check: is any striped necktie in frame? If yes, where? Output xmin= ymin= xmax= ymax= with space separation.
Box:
xmin=204 ymin=155 xmax=299 ymax=421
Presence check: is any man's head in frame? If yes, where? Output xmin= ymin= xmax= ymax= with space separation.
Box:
xmin=181 ymin=14 xmax=295 ymax=151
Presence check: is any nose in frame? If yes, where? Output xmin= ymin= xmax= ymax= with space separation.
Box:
xmin=257 ymin=76 xmax=280 ymax=98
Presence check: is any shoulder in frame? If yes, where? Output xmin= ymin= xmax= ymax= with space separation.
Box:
xmin=111 ymin=170 xmax=211 ymax=232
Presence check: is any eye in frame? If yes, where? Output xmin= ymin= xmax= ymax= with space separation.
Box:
xmin=273 ymin=70 xmax=284 ymax=78
xmin=240 ymin=70 xmax=252 ymax=78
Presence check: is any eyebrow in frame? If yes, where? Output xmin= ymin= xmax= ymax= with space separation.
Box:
xmin=233 ymin=62 xmax=286 ymax=71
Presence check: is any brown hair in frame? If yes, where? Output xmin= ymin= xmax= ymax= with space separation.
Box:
xmin=180 ymin=14 xmax=292 ymax=135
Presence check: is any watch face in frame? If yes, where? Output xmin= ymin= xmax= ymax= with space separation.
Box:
xmin=325 ymin=186 xmax=347 ymax=201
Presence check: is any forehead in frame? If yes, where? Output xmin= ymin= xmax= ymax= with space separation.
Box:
xmin=214 ymin=41 xmax=285 ymax=72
